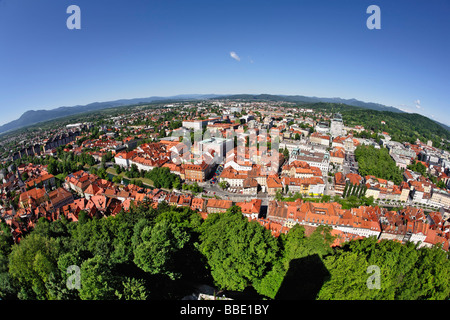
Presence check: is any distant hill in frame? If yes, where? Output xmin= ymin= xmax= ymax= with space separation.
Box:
xmin=1 ymin=93 xmax=448 ymax=134
xmin=436 ymin=121 xmax=450 ymax=132
xmin=0 ymin=94 xmax=219 ymax=134
xmin=213 ymin=94 xmax=404 ymax=113
xmin=212 ymin=94 xmax=450 ymax=133
xmin=339 ymin=108 xmax=450 ymax=150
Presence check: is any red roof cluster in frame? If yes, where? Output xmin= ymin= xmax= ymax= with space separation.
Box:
xmin=266 ymin=199 xmax=449 ymax=251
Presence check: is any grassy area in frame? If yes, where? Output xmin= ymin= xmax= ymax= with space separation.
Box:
xmin=106 ymin=167 xmax=155 ymax=187
xmin=106 ymin=167 xmax=122 ymax=176
xmin=54 ymin=173 xmax=67 ymax=181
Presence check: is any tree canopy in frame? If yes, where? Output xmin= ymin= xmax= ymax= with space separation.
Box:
xmin=355 ymin=145 xmax=403 ymax=184
xmin=317 ymin=237 xmax=450 ymax=300
xmin=198 ymin=206 xmax=279 ymax=291
xmin=0 ymin=201 xmax=448 ymax=300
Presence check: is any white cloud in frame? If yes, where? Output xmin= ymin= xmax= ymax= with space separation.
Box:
xmin=230 ymin=51 xmax=240 ymax=61
xmin=415 ymin=99 xmax=421 ymax=109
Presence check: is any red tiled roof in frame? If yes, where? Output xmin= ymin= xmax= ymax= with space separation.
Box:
xmin=346 ymin=173 xmax=363 ymax=185
xmin=206 ymin=198 xmax=232 ymax=209
xmin=236 ymin=199 xmax=262 ymax=216
xmin=267 ymin=176 xmax=282 ymax=188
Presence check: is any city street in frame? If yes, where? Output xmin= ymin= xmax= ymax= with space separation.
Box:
xmin=343 ymin=152 xmax=359 ymax=175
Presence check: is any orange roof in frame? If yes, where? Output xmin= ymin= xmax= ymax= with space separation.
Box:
xmin=207 ymin=198 xmax=233 ymax=209
xmin=103 ymin=188 xmax=117 ymax=197
xmin=401 ymin=181 xmax=410 ymax=189
xmin=287 ymin=161 xmax=311 ymax=169
xmin=182 ymin=161 xmax=209 ymax=171
xmin=162 ymin=162 xmax=181 ymax=172
xmin=243 ymin=177 xmax=258 ymax=188
xmin=311 ymin=132 xmax=330 ymax=140
xmin=178 ymin=194 xmax=192 ymax=206
xmin=283 ymin=177 xmax=324 ymax=186
xmin=115 ymin=151 xmax=136 ymax=160
xmin=84 ymin=184 xmax=100 ymax=195
xmin=267 ymin=176 xmax=283 ymax=188
xmin=48 ymin=187 xmax=73 ymax=204
xmin=190 ymin=197 xmax=206 ymax=211
xmin=88 ymin=195 xmax=107 ymax=211
xmin=346 ymin=173 xmax=363 ymax=185
xmin=332 ymin=136 xmax=345 ymax=144
xmin=268 ymin=200 xmax=383 ymax=232
xmin=391 ymin=185 xmax=402 ymax=194
xmin=122 ymin=198 xmax=133 ymax=211
xmin=334 ymin=172 xmax=345 ymax=185
xmin=424 ymin=229 xmax=449 ymax=250
xmin=25 ymin=173 xmax=55 ymax=188
xmin=330 ymin=148 xmax=345 ymax=158
xmin=73 ymin=198 xmax=88 ymax=211
xmin=220 ymin=166 xmax=247 ymax=180
xmin=19 ymin=187 xmax=46 ymax=203
xmin=236 ymin=199 xmax=262 ymax=216
xmin=256 ymin=218 xmax=289 ymax=237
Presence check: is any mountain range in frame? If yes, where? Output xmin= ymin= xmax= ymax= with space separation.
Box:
xmin=212 ymin=94 xmax=404 ymax=113
xmin=1 ymin=93 xmax=448 ymax=134
xmin=0 ymin=94 xmax=219 ymax=134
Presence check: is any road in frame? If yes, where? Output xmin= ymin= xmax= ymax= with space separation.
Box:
xmin=343 ymin=151 xmax=359 ymax=175
xmin=323 ymin=174 xmax=335 ymax=197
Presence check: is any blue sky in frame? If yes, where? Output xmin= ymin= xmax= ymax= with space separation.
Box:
xmin=0 ymin=0 xmax=449 ymax=126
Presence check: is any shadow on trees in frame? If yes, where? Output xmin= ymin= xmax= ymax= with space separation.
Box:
xmin=275 ymin=254 xmax=330 ymax=300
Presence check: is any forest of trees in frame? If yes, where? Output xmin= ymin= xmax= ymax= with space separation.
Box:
xmin=354 ymin=145 xmax=404 ymax=185
xmin=0 ymin=202 xmax=448 ymax=300
xmin=299 ymin=102 xmax=450 ymax=151
xmin=407 ymin=160 xmax=427 ymax=176
xmin=122 ymin=165 xmax=181 ymax=190
xmin=144 ymin=167 xmax=181 ymax=190
xmin=338 ymin=108 xmax=450 ymax=151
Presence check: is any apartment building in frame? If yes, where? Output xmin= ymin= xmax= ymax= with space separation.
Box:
xmin=182 ymin=161 xmax=212 ymax=182
xmin=289 ymin=149 xmax=330 ymax=176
